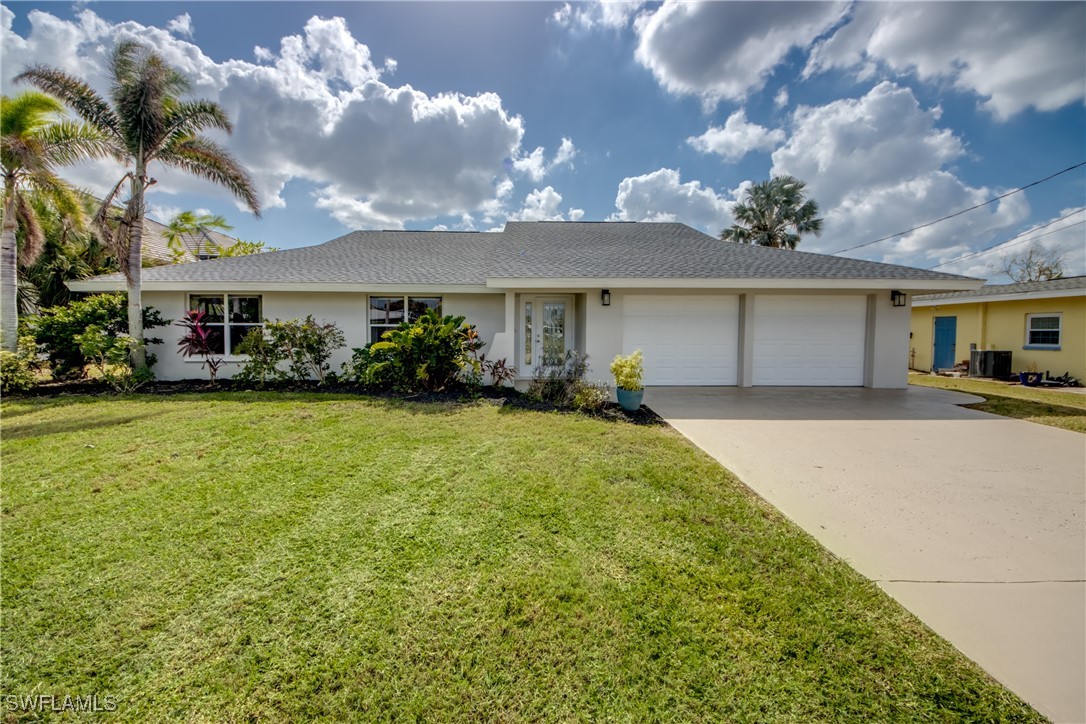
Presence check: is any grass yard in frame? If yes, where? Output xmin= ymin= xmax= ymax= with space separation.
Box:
xmin=2 ymin=394 xmax=1040 ymax=721
xmin=910 ymin=373 xmax=1086 ymax=433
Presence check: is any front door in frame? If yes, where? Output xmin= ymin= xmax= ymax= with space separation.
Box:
xmin=524 ymin=296 xmax=574 ymax=370
xmin=933 ymin=316 xmax=957 ymax=371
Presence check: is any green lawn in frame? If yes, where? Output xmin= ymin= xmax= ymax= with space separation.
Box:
xmin=2 ymin=394 xmax=1040 ymax=721
xmin=910 ymin=373 xmax=1086 ymax=433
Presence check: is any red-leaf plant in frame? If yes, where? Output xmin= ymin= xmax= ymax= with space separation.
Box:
xmin=177 ymin=310 xmax=225 ymax=382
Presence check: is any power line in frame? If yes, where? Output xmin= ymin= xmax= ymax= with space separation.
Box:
xmin=830 ymin=161 xmax=1086 ymax=255
xmin=927 ymin=209 xmax=1086 ymax=271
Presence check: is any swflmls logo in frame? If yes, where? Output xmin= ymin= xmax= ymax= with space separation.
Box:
xmin=4 ymin=694 xmax=118 ymax=712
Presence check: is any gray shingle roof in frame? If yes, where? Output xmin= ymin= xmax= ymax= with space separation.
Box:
xmin=78 ymin=221 xmax=978 ymax=287
xmin=914 ymin=275 xmax=1086 ymax=301
xmin=92 ymin=229 xmax=498 ymax=285
xmin=495 ymin=222 xmax=974 ymax=280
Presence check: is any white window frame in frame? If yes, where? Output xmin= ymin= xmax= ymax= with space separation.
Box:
xmin=367 ymin=295 xmax=442 ymax=345
xmin=1025 ymin=313 xmax=1062 ymax=349
xmin=187 ymin=293 xmax=263 ymax=357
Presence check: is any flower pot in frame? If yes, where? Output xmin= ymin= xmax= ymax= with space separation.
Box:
xmin=616 ymin=387 xmax=644 ymax=412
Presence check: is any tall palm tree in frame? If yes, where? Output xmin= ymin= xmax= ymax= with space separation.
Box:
xmin=1 ymin=91 xmax=112 ymax=351
xmin=16 ymin=40 xmax=260 ymax=369
xmin=721 ymin=175 xmax=823 ymax=250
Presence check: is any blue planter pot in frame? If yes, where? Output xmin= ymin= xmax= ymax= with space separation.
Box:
xmin=616 ymin=387 xmax=644 ymax=412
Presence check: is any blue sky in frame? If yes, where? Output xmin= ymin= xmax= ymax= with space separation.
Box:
xmin=2 ymin=1 xmax=1084 ymax=280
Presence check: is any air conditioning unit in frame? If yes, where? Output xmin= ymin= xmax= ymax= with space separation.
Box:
xmin=969 ymin=350 xmax=1013 ymax=379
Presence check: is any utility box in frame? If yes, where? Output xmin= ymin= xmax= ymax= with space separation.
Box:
xmin=969 ymin=350 xmax=1013 ymax=379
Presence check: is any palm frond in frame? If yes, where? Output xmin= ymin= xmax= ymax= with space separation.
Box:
xmin=1 ymin=92 xmax=65 ymax=137
xmin=160 ymin=136 xmax=261 ymax=216
xmin=14 ymin=66 xmax=120 ymax=139
xmin=35 ymin=120 xmax=122 ymax=165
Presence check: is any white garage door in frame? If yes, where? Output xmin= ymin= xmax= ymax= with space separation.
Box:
xmin=623 ymin=295 xmax=739 ymax=385
xmin=753 ymin=295 xmax=867 ymax=386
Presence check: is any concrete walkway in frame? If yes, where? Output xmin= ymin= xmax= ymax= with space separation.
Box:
xmin=645 ymin=386 xmax=1086 ymax=723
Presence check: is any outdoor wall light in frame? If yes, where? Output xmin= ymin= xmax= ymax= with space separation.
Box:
xmin=601 ymin=289 xmax=611 ymax=306
xmin=891 ymin=290 xmax=907 ymax=307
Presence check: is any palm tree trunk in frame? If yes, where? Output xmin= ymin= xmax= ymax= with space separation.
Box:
xmin=1 ymin=181 xmax=20 ymax=353
xmin=126 ymin=161 xmax=147 ymax=371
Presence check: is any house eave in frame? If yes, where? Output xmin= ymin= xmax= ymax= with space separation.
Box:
xmin=484 ymin=277 xmax=983 ymax=292
xmin=66 ymin=280 xmax=494 ymax=294
xmin=912 ymin=287 xmax=1086 ymax=307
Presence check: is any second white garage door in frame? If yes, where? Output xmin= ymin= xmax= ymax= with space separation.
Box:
xmin=623 ymin=295 xmax=739 ymax=385
xmin=753 ymin=295 xmax=867 ymax=386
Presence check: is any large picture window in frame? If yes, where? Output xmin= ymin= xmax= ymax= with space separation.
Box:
xmin=1025 ymin=313 xmax=1061 ymax=348
xmin=368 ymin=296 xmax=441 ymax=344
xmin=188 ymin=294 xmax=262 ymax=355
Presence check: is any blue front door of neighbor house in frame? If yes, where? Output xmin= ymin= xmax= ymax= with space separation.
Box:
xmin=933 ymin=316 xmax=957 ymax=370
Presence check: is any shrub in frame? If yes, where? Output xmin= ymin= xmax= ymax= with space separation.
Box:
xmin=75 ymin=326 xmax=153 ymax=392
xmin=176 ymin=310 xmax=225 ymax=382
xmin=526 ymin=351 xmax=591 ymax=406
xmin=0 ymin=336 xmax=39 ymax=395
xmin=479 ymin=354 xmax=517 ymax=388
xmin=571 ymin=382 xmax=609 ymax=412
xmin=265 ymin=316 xmax=345 ymax=384
xmin=234 ymin=328 xmax=287 ymax=386
xmin=365 ymin=309 xmax=484 ymax=392
xmin=29 ymin=293 xmax=167 ymax=379
xmin=342 ymin=344 xmax=377 ymax=385
xmin=610 ymin=350 xmax=645 ymax=391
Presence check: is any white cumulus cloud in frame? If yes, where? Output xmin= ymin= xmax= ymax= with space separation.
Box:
xmin=1 ymin=8 xmax=534 ymax=230
xmin=805 ymin=2 xmax=1086 ymax=120
xmin=769 ymin=82 xmax=1030 ymax=266
xmin=166 ymin=13 xmax=193 ymax=39
xmin=508 ymin=187 xmax=584 ymax=222
xmin=609 ymin=168 xmax=737 ymax=234
xmin=512 ymin=137 xmax=578 ymax=182
xmin=687 ymin=109 xmax=785 ymax=162
xmin=633 ymin=0 xmax=848 ymax=107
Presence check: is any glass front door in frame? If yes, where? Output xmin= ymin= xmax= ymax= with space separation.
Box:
xmin=524 ymin=296 xmax=574 ymax=369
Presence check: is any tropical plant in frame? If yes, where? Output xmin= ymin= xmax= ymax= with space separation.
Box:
xmin=29 ymin=292 xmax=166 ymax=379
xmin=1 ymin=91 xmax=114 ymax=351
xmin=75 ymin=324 xmax=153 ymax=392
xmin=18 ymin=192 xmax=116 ymax=312
xmin=0 ymin=335 xmax=40 ymax=394
xmin=720 ymin=175 xmax=822 ymax=250
xmin=362 ymin=309 xmax=484 ymax=392
xmin=610 ymin=350 xmax=644 ymax=391
xmin=264 ymin=316 xmax=345 ymax=384
xmin=233 ymin=327 xmax=287 ymax=386
xmin=214 ymin=238 xmax=277 ymax=258
xmin=176 ymin=310 xmax=225 ymax=382
xmin=479 ymin=353 xmax=517 ymax=388
xmin=526 ymin=350 xmax=591 ymax=406
xmin=16 ymin=40 xmax=261 ymax=370
xmin=164 ymin=210 xmax=232 ymax=262
xmin=571 ymin=382 xmax=608 ymax=412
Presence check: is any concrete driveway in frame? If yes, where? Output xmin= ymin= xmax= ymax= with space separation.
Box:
xmin=645 ymin=386 xmax=1086 ymax=723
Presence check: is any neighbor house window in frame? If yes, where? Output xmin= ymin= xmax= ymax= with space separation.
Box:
xmin=188 ymin=294 xmax=262 ymax=355
xmin=368 ymin=296 xmax=441 ymax=344
xmin=1025 ymin=313 xmax=1061 ymax=348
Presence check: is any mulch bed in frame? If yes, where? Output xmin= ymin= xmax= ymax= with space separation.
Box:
xmin=8 ymin=379 xmax=665 ymax=426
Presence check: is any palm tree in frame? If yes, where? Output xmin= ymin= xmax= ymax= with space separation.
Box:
xmin=1 ymin=91 xmax=112 ymax=351
xmin=16 ymin=40 xmax=260 ymax=369
xmin=721 ymin=175 xmax=823 ymax=250
xmin=163 ymin=210 xmax=233 ymax=262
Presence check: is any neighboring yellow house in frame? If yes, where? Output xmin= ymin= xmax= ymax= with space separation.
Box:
xmin=910 ymin=276 xmax=1085 ymax=380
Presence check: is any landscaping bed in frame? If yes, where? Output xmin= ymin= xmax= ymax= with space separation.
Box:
xmin=6 ymin=378 xmax=666 ymax=425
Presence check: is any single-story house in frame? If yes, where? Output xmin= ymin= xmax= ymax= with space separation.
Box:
xmin=69 ymin=221 xmax=981 ymax=387
xmin=910 ymin=276 xmax=1086 ymax=380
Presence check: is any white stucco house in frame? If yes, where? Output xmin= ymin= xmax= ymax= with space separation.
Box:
xmin=68 ymin=221 xmax=982 ymax=387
